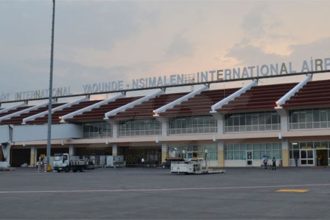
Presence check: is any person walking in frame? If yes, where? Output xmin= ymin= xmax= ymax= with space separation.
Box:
xmin=37 ymin=157 xmax=42 ymax=172
xmin=262 ymin=155 xmax=268 ymax=169
xmin=294 ymin=155 xmax=298 ymax=167
xmin=272 ymin=157 xmax=276 ymax=170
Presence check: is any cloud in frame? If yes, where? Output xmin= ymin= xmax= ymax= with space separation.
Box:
xmin=226 ymin=43 xmax=284 ymax=65
xmin=225 ymin=2 xmax=330 ymax=66
xmin=241 ymin=2 xmax=289 ymax=41
xmin=27 ymin=58 xmax=149 ymax=92
xmin=226 ymin=37 xmax=330 ymax=67
xmin=289 ymin=37 xmax=330 ymax=61
xmin=55 ymin=1 xmax=148 ymax=50
xmin=164 ymin=34 xmax=194 ymax=59
xmin=241 ymin=3 xmax=268 ymax=38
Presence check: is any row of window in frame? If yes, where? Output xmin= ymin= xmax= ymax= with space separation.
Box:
xmin=289 ymin=141 xmax=330 ymax=159
xmin=82 ymin=109 xmax=330 ymax=138
xmin=168 ymin=144 xmax=218 ymax=160
xmin=118 ymin=119 xmax=161 ymax=137
xmin=168 ymin=116 xmax=217 ymax=134
xmin=224 ymin=143 xmax=282 ymax=160
xmin=83 ymin=122 xmax=112 ymax=138
xmin=289 ymin=109 xmax=330 ymax=129
xmin=225 ymin=112 xmax=280 ymax=132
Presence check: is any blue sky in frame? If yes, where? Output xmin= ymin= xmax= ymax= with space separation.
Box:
xmin=1 ymin=0 xmax=330 ymax=96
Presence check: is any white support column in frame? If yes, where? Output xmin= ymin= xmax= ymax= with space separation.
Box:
xmin=60 ymin=93 xmax=124 ymax=122
xmin=30 ymin=147 xmax=37 ymax=167
xmin=0 ymin=102 xmax=50 ymax=123
xmin=23 ymin=97 xmax=88 ymax=124
xmin=0 ymin=103 xmax=26 ymax=115
xmin=69 ymin=145 xmax=75 ymax=156
xmin=210 ymin=80 xmax=258 ymax=113
xmin=105 ymin=89 xmax=164 ymax=119
xmin=281 ymin=140 xmax=289 ymax=167
xmin=0 ymin=143 xmax=11 ymax=168
xmin=111 ymin=121 xmax=119 ymax=138
xmin=275 ymin=74 xmax=312 ymax=108
xmin=153 ymin=84 xmax=209 ymax=116
xmin=217 ymin=141 xmax=225 ymax=168
xmin=157 ymin=117 xmax=168 ymax=137
xmin=161 ymin=143 xmax=168 ymax=163
xmin=277 ymin=109 xmax=289 ymax=132
xmin=279 ymin=110 xmax=290 ymax=133
xmin=112 ymin=144 xmax=118 ymax=156
xmin=212 ymin=113 xmax=224 ymax=134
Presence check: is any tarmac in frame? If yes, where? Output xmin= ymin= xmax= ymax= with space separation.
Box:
xmin=1 ymin=167 xmax=330 ymax=219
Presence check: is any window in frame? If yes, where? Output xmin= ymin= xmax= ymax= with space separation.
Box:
xmin=169 ymin=144 xmax=218 ymax=160
xmin=224 ymin=112 xmax=280 ymax=132
xmin=290 ymin=141 xmax=330 ymax=160
xmin=83 ymin=122 xmax=112 ymax=138
xmin=118 ymin=119 xmax=161 ymax=136
xmin=290 ymin=109 xmax=330 ymax=130
xmin=224 ymin=143 xmax=282 ymax=160
xmin=168 ymin=116 xmax=217 ymax=134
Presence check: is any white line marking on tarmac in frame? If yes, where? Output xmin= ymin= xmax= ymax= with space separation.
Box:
xmin=0 ymin=183 xmax=330 ymax=194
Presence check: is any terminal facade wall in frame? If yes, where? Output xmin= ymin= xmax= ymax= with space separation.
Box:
xmin=13 ymin=124 xmax=83 ymax=142
xmin=3 ymin=104 xmax=330 ymax=167
xmin=76 ymin=107 xmax=330 ymax=167
xmin=0 ymin=125 xmax=10 ymax=143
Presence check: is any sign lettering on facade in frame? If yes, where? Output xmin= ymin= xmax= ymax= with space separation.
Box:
xmin=83 ymin=57 xmax=330 ymax=91
xmin=1 ymin=57 xmax=330 ymax=102
xmin=0 ymin=87 xmax=71 ymax=102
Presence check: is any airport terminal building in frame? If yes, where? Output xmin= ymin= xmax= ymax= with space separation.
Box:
xmin=1 ymin=73 xmax=330 ymax=168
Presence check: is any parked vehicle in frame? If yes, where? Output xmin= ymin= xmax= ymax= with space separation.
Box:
xmin=53 ymin=153 xmax=87 ymax=172
xmin=161 ymin=158 xmax=184 ymax=169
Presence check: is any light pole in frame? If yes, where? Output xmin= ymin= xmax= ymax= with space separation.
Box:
xmin=204 ymin=149 xmax=208 ymax=169
xmin=47 ymin=0 xmax=56 ymax=171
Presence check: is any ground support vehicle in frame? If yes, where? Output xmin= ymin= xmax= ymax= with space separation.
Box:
xmin=171 ymin=158 xmax=225 ymax=174
xmin=106 ymin=155 xmax=126 ymax=168
xmin=53 ymin=153 xmax=87 ymax=172
xmin=161 ymin=158 xmax=184 ymax=169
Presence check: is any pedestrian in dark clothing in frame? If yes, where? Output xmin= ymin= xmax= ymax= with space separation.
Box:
xmin=262 ymin=156 xmax=268 ymax=169
xmin=294 ymin=155 xmax=298 ymax=167
xmin=272 ymin=157 xmax=276 ymax=170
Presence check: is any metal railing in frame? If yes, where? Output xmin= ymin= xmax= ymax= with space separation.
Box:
xmin=168 ymin=126 xmax=217 ymax=135
xmin=289 ymin=121 xmax=330 ymax=130
xmin=224 ymin=124 xmax=280 ymax=133
xmin=118 ymin=129 xmax=161 ymax=137
xmin=83 ymin=130 xmax=112 ymax=138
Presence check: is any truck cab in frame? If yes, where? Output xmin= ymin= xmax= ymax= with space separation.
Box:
xmin=53 ymin=153 xmax=70 ymax=172
xmin=53 ymin=153 xmax=86 ymax=172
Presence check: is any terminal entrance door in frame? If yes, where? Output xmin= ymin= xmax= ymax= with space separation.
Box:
xmin=300 ymin=149 xmax=314 ymax=166
xmin=246 ymin=151 xmax=253 ymax=166
xmin=316 ymin=149 xmax=328 ymax=166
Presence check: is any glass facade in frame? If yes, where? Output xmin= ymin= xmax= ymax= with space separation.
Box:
xmin=289 ymin=141 xmax=330 ymax=161
xmin=118 ymin=119 xmax=161 ymax=136
xmin=168 ymin=116 xmax=217 ymax=135
xmin=83 ymin=122 xmax=112 ymax=138
xmin=224 ymin=112 xmax=280 ymax=132
xmin=168 ymin=144 xmax=218 ymax=160
xmin=289 ymin=109 xmax=330 ymax=129
xmin=224 ymin=143 xmax=282 ymax=160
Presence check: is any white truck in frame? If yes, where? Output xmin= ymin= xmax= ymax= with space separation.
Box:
xmin=171 ymin=158 xmax=225 ymax=174
xmin=106 ymin=155 xmax=126 ymax=168
xmin=53 ymin=153 xmax=87 ymax=172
